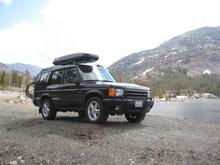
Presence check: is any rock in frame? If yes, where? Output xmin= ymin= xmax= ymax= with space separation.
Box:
xmin=3 ymin=91 xmax=11 ymax=94
xmin=8 ymin=100 xmax=13 ymax=104
xmin=192 ymin=93 xmax=200 ymax=99
xmin=17 ymin=156 xmax=22 ymax=160
xmin=14 ymin=100 xmax=19 ymax=104
xmin=18 ymin=95 xmax=26 ymax=100
xmin=131 ymin=161 xmax=136 ymax=165
xmin=18 ymin=95 xmax=28 ymax=104
xmin=9 ymin=160 xmax=17 ymax=165
xmin=201 ymin=93 xmax=217 ymax=99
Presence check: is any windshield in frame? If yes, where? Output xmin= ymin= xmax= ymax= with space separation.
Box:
xmin=78 ymin=65 xmax=116 ymax=82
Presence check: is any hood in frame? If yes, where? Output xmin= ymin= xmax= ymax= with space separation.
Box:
xmin=96 ymin=81 xmax=150 ymax=91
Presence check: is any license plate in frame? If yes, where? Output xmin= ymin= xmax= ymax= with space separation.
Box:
xmin=135 ymin=100 xmax=143 ymax=108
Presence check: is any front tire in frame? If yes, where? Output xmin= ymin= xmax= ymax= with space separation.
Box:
xmin=125 ymin=113 xmax=146 ymax=123
xmin=40 ymin=99 xmax=57 ymax=120
xmin=86 ymin=97 xmax=108 ymax=123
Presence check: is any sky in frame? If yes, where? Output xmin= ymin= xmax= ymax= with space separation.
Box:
xmin=0 ymin=0 xmax=220 ymax=68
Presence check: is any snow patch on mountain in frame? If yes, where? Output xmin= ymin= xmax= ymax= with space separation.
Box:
xmin=169 ymin=52 xmax=177 ymax=55
xmin=142 ymin=67 xmax=154 ymax=76
xmin=178 ymin=49 xmax=187 ymax=53
xmin=133 ymin=57 xmax=145 ymax=65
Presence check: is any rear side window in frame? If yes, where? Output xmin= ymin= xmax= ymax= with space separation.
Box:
xmin=50 ymin=70 xmax=64 ymax=85
xmin=38 ymin=72 xmax=49 ymax=84
xmin=64 ymin=68 xmax=78 ymax=84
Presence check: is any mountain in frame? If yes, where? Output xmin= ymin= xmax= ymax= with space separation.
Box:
xmin=4 ymin=63 xmax=41 ymax=77
xmin=109 ymin=26 xmax=220 ymax=81
xmin=0 ymin=63 xmax=7 ymax=71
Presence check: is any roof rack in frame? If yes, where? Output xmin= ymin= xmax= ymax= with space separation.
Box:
xmin=53 ymin=53 xmax=99 ymax=65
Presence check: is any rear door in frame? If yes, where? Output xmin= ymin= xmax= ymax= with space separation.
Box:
xmin=47 ymin=69 xmax=65 ymax=107
xmin=47 ymin=67 xmax=82 ymax=107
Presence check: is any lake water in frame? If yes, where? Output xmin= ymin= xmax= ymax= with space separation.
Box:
xmin=149 ymin=99 xmax=220 ymax=124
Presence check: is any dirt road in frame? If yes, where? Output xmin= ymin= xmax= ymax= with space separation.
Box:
xmin=0 ymin=102 xmax=220 ymax=165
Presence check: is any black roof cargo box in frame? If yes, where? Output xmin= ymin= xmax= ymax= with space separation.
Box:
xmin=53 ymin=53 xmax=99 ymax=65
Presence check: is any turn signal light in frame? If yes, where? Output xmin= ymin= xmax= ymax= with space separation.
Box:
xmin=109 ymin=87 xmax=116 ymax=97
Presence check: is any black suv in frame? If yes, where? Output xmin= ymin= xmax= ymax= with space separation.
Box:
xmin=31 ymin=53 xmax=154 ymax=123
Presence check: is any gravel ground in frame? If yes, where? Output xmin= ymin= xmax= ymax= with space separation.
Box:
xmin=0 ymin=102 xmax=220 ymax=165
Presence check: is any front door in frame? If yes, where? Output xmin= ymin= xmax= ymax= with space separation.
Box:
xmin=60 ymin=67 xmax=82 ymax=107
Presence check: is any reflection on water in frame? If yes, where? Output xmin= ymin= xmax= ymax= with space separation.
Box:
xmin=149 ymin=99 xmax=220 ymax=124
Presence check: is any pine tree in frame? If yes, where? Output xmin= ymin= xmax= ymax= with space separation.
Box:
xmin=1 ymin=70 xmax=8 ymax=88
xmin=0 ymin=72 xmax=2 ymax=86
xmin=23 ymin=70 xmax=32 ymax=87
xmin=18 ymin=75 xmax=23 ymax=88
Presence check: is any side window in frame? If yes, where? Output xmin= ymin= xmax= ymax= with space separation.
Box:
xmin=50 ymin=70 xmax=64 ymax=85
xmin=38 ymin=72 xmax=49 ymax=84
xmin=64 ymin=68 xmax=78 ymax=84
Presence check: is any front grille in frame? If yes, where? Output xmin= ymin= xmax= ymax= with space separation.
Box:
xmin=126 ymin=90 xmax=148 ymax=99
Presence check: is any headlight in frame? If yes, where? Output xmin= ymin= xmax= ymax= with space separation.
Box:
xmin=109 ymin=88 xmax=124 ymax=97
xmin=116 ymin=88 xmax=124 ymax=96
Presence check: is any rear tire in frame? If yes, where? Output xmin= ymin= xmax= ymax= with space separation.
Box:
xmin=125 ymin=113 xmax=146 ymax=123
xmin=85 ymin=97 xmax=108 ymax=123
xmin=40 ymin=99 xmax=57 ymax=120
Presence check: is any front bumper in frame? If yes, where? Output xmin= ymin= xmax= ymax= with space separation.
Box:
xmin=102 ymin=98 xmax=154 ymax=115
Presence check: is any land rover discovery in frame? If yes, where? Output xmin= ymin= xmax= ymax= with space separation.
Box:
xmin=28 ymin=53 xmax=154 ymax=123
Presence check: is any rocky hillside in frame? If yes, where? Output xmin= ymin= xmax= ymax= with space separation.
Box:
xmin=109 ymin=26 xmax=220 ymax=81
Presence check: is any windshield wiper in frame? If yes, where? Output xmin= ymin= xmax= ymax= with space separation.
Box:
xmin=100 ymin=80 xmax=114 ymax=82
xmin=83 ymin=80 xmax=114 ymax=82
xmin=83 ymin=80 xmax=99 ymax=81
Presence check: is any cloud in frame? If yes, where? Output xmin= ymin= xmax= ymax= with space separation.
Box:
xmin=0 ymin=0 xmax=220 ymax=68
xmin=2 ymin=0 xmax=162 ymax=67
xmin=0 ymin=0 xmax=12 ymax=6
xmin=0 ymin=22 xmax=48 ymax=65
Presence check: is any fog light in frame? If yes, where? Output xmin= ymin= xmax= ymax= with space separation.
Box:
xmin=115 ymin=106 xmax=120 ymax=111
